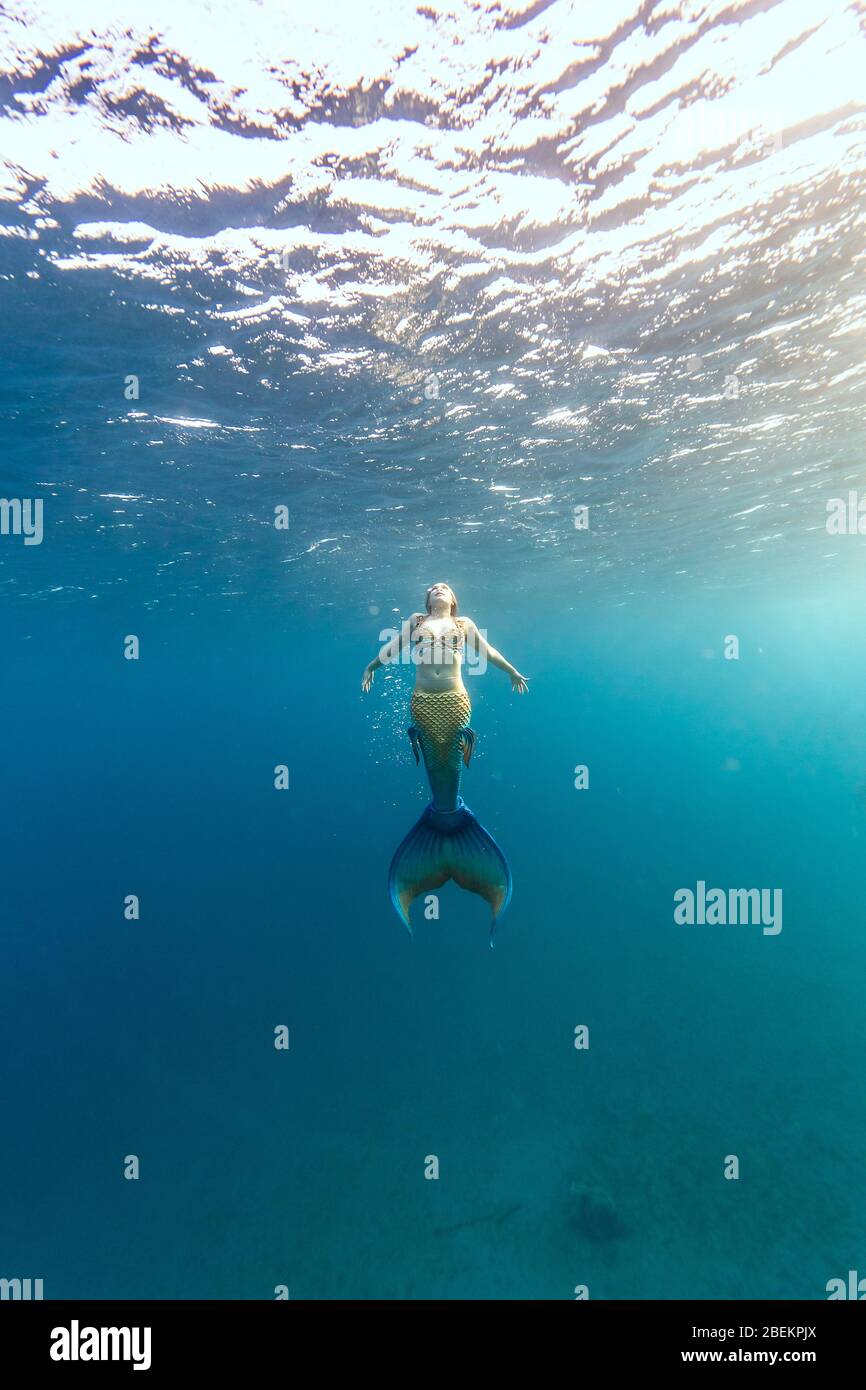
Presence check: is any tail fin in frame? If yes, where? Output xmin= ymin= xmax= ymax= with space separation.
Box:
xmin=388 ymin=799 xmax=512 ymax=945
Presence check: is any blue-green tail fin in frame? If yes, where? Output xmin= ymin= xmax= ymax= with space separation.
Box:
xmin=388 ymin=799 xmax=511 ymax=945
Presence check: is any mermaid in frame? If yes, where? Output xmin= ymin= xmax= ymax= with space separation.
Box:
xmin=361 ymin=582 xmax=528 ymax=941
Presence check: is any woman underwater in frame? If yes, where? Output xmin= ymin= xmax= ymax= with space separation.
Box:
xmin=362 ymin=582 xmax=528 ymax=941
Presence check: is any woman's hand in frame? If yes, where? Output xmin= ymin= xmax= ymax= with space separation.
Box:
xmin=510 ymin=672 xmax=529 ymax=694
xmin=361 ymin=663 xmax=375 ymax=692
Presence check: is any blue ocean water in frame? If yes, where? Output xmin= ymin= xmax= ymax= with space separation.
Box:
xmin=2 ymin=0 xmax=866 ymax=1300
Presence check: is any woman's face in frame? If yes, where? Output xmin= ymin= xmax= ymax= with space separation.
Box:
xmin=427 ymin=582 xmax=455 ymax=612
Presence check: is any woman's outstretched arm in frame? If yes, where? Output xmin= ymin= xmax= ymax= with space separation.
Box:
xmin=461 ymin=617 xmax=529 ymax=693
xmin=361 ymin=615 xmax=417 ymax=691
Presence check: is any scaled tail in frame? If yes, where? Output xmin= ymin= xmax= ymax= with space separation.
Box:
xmin=388 ymin=798 xmax=512 ymax=945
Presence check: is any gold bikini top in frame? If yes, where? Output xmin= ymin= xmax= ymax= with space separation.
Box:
xmin=411 ymin=616 xmax=466 ymax=652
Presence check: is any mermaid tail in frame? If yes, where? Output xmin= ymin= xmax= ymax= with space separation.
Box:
xmin=388 ymin=688 xmax=512 ymax=942
xmin=388 ymin=801 xmax=512 ymax=943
